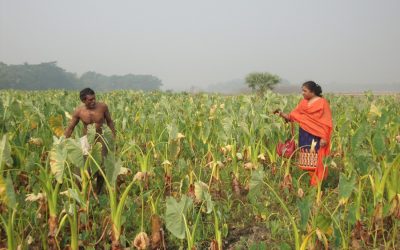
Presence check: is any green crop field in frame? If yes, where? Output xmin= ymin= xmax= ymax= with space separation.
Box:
xmin=0 ymin=90 xmax=399 ymax=249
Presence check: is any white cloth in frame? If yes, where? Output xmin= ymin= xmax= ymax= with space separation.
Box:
xmin=80 ymin=135 xmax=91 ymax=156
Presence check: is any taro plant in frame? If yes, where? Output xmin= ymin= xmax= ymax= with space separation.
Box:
xmin=88 ymin=149 xmax=137 ymax=249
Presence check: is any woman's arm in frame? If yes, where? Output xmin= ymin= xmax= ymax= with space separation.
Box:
xmin=273 ymin=109 xmax=291 ymax=122
xmin=279 ymin=111 xmax=291 ymax=121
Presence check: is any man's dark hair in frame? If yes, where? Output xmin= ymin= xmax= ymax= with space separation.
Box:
xmin=302 ymin=81 xmax=322 ymax=97
xmin=80 ymin=88 xmax=95 ymax=101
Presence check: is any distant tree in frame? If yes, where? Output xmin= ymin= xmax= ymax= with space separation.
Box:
xmin=245 ymin=72 xmax=280 ymax=95
xmin=0 ymin=62 xmax=163 ymax=91
xmin=80 ymin=71 xmax=162 ymax=91
xmin=0 ymin=62 xmax=79 ymax=90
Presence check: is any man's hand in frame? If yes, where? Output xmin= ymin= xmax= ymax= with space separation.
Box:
xmin=104 ymin=105 xmax=116 ymax=139
xmin=64 ymin=109 xmax=80 ymax=138
xmin=320 ymin=139 xmax=327 ymax=147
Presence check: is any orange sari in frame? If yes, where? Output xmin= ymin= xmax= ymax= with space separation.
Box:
xmin=289 ymin=98 xmax=333 ymax=186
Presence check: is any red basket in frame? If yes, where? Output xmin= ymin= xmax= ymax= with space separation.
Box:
xmin=276 ymin=123 xmax=296 ymax=158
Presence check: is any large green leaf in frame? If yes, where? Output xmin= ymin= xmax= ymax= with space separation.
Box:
xmin=347 ymin=203 xmax=357 ymax=226
xmin=338 ymin=173 xmax=356 ymax=205
xmin=194 ymin=181 xmax=213 ymax=213
xmin=249 ymin=242 xmax=267 ymax=250
xmin=0 ymin=173 xmax=16 ymax=209
xmin=372 ymin=130 xmax=385 ymax=157
xmin=351 ymin=125 xmax=367 ymax=151
xmin=88 ymin=142 xmax=102 ymax=171
xmin=50 ymin=145 xmax=67 ymax=183
xmin=168 ymin=140 xmax=181 ymax=160
xmin=248 ymin=169 xmax=265 ymax=204
xmin=201 ymin=122 xmax=212 ymax=143
xmin=104 ymin=153 xmax=121 ymax=187
xmin=354 ymin=153 xmax=372 ymax=175
xmin=102 ymin=128 xmax=115 ymax=150
xmin=167 ymin=122 xmax=179 ymax=141
xmin=316 ymin=214 xmax=332 ymax=233
xmin=165 ymin=195 xmax=193 ymax=239
xmin=61 ymin=188 xmax=85 ymax=208
xmin=377 ymin=110 xmax=389 ymax=128
xmin=297 ymin=194 xmax=313 ymax=231
xmin=332 ymin=214 xmax=343 ymax=247
xmin=65 ymin=138 xmax=84 ymax=168
xmin=239 ymin=121 xmax=250 ymax=136
xmin=249 ymin=169 xmax=265 ymax=192
xmin=0 ymin=134 xmax=13 ymax=169
xmin=279 ymin=242 xmax=292 ymax=250
xmin=221 ymin=117 xmax=233 ymax=137
xmin=339 ymin=120 xmax=351 ymax=138
xmin=87 ymin=125 xmax=97 ymax=144
xmin=203 ymin=192 xmax=214 ymax=215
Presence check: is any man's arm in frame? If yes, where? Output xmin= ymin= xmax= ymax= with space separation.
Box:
xmin=64 ymin=109 xmax=80 ymax=138
xmin=104 ymin=105 xmax=116 ymax=138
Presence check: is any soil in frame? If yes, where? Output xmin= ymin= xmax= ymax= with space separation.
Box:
xmin=224 ymin=224 xmax=272 ymax=249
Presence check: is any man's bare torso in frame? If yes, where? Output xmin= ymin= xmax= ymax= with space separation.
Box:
xmin=76 ymin=102 xmax=108 ymax=135
xmin=64 ymin=93 xmax=115 ymax=144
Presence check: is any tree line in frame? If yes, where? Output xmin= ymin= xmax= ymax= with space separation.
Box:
xmin=0 ymin=62 xmax=163 ymax=91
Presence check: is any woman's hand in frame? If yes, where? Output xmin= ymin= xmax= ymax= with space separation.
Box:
xmin=320 ymin=139 xmax=327 ymax=147
xmin=274 ymin=109 xmax=291 ymax=122
xmin=273 ymin=109 xmax=281 ymax=114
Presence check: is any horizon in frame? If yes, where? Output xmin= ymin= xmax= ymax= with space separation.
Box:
xmin=1 ymin=60 xmax=399 ymax=93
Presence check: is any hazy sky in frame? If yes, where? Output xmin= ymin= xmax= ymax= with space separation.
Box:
xmin=1 ymin=0 xmax=399 ymax=90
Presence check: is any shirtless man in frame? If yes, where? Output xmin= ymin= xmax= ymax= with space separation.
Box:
xmin=65 ymin=87 xmax=115 ymax=140
xmin=64 ymin=88 xmax=116 ymax=193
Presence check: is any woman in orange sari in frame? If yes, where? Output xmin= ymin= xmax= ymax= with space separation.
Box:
xmin=276 ymin=81 xmax=333 ymax=186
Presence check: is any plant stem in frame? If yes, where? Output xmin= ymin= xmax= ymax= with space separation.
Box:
xmin=141 ymin=185 xmax=144 ymax=232
xmin=262 ymin=180 xmax=300 ymax=250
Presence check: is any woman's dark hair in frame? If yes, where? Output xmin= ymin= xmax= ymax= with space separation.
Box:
xmin=80 ymin=88 xmax=95 ymax=101
xmin=302 ymin=81 xmax=322 ymax=97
